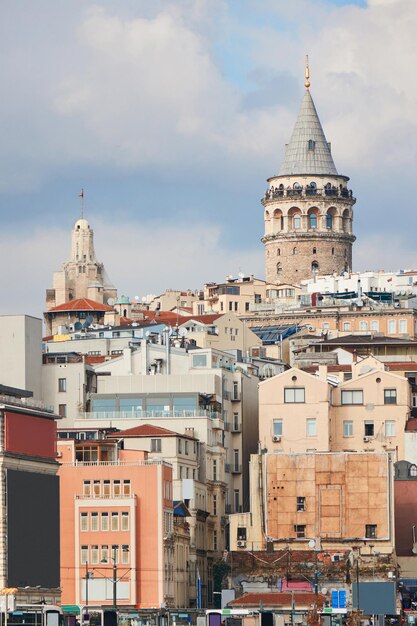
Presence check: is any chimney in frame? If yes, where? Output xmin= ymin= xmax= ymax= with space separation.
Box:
xmin=318 ymin=365 xmax=328 ymax=382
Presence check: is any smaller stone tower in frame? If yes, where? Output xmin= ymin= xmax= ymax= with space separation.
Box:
xmin=45 ymin=217 xmax=117 ymax=309
xmin=262 ymin=60 xmax=356 ymax=285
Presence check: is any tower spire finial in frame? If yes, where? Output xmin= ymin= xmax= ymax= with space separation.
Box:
xmin=78 ymin=188 xmax=84 ymax=219
xmin=305 ymin=54 xmax=310 ymax=90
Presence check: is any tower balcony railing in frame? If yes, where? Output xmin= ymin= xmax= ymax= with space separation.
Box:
xmin=262 ymin=186 xmax=354 ymax=204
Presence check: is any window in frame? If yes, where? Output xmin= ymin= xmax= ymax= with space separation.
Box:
xmin=233 ymin=412 xmax=239 ymax=431
xmin=213 ymin=530 xmax=218 ymax=551
xmin=185 ymin=440 xmax=189 ymax=455
xmin=306 ymin=418 xmax=316 ymax=437
xmin=409 ymin=465 xmax=417 ymax=477
xmin=121 ymin=512 xmax=129 ymax=531
xmin=91 ymin=545 xmax=99 ymax=564
xmin=229 ymin=302 xmax=233 ymax=312
xmin=341 ymin=390 xmax=363 ymax=405
xmin=309 ymin=214 xmax=317 ymax=229
xmin=294 ymin=525 xmax=306 ymax=538
xmin=276 ymin=262 xmax=282 ymax=274
xmin=365 ymin=524 xmax=377 ymax=538
xmin=293 ymin=215 xmax=301 ymax=229
xmin=359 ymin=321 xmax=368 ymax=331
xmin=343 ymin=420 xmax=353 ymax=437
xmin=123 ymin=480 xmax=131 ymax=496
xmin=213 ymin=495 xmax=217 ymax=516
xmin=178 ymin=439 xmax=182 ymax=454
xmin=151 ymin=438 xmax=161 ymax=452
xmin=245 ymin=302 xmax=250 ymax=312
xmin=83 ymin=481 xmax=91 ymax=497
xmin=58 ymin=404 xmax=67 ymax=417
xmin=213 ymin=460 xmax=217 ymax=481
xmin=308 ymin=139 xmax=315 ymax=150
xmin=91 ymin=512 xmax=99 ymax=531
xmin=103 ymin=480 xmax=111 ymax=497
xmin=121 ymin=545 xmax=130 ymax=564
xmin=370 ymin=320 xmax=379 ymax=331
xmin=112 ymin=545 xmax=119 ymax=564
xmin=343 ymin=322 xmax=351 ymax=331
xmin=326 ymin=213 xmax=332 ymax=229
xmin=101 ymin=512 xmax=109 ymax=531
xmin=387 ymin=320 xmax=396 ymax=334
xmin=113 ymin=480 xmax=121 ymax=497
xmin=80 ymin=512 xmax=88 ymax=531
xmin=58 ymin=378 xmax=67 ymax=392
xmin=237 ymin=527 xmax=247 ymax=541
xmin=81 ymin=546 xmax=88 ymax=565
xmin=93 ymin=480 xmax=101 ymax=496
xmin=101 ymin=545 xmax=109 ymax=563
xmin=385 ymin=421 xmax=395 ymax=437
xmin=234 ymin=489 xmax=240 ymax=512
xmin=384 ymin=389 xmax=397 ymax=405
xmin=193 ymin=354 xmax=207 ymax=367
xmin=233 ymin=449 xmax=239 ymax=472
xmin=273 ymin=419 xmax=283 ymax=437
xmin=399 ymin=319 xmax=408 ymax=334
xmin=111 ymin=512 xmax=119 ymax=531
xmin=364 ymin=421 xmax=374 ymax=437
xmin=284 ymin=387 xmax=305 ymax=403
xmin=297 ymin=497 xmax=306 ymax=512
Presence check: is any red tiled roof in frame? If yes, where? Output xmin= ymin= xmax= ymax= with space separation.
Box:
xmin=84 ymin=355 xmax=120 ymax=364
xmin=184 ymin=314 xmax=222 ymax=324
xmin=48 ymin=298 xmax=114 ymax=312
xmin=228 ymin=592 xmax=325 ymax=608
xmin=119 ymin=316 xmax=133 ymax=326
xmin=405 ymin=420 xmax=417 ymax=432
xmin=107 ymin=424 xmax=186 ymax=438
xmin=384 ymin=362 xmax=417 ymax=371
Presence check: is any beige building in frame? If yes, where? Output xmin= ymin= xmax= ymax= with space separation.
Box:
xmin=230 ymin=451 xmax=395 ymax=558
xmin=262 ymin=64 xmax=355 ymax=285
xmin=179 ymin=312 xmax=262 ymax=354
xmin=258 ymin=356 xmax=411 ymax=460
xmin=46 ymin=217 xmax=117 ymax=310
xmin=193 ymin=276 xmax=291 ymax=316
xmin=149 ymin=289 xmax=198 ymax=312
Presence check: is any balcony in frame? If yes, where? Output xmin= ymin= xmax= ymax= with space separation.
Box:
xmin=232 ymin=423 xmax=242 ymax=433
xmin=231 ymin=465 xmax=242 ymax=474
xmin=82 ymin=409 xmax=221 ymax=420
xmin=262 ymin=185 xmax=355 ymax=204
xmin=231 ymin=393 xmax=241 ymax=402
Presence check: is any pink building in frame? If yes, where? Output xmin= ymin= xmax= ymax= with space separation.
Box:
xmin=58 ymin=438 xmax=173 ymax=609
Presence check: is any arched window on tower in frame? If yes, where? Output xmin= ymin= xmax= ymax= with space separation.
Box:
xmin=312 ymin=261 xmax=319 ymax=274
xmin=332 ymin=247 xmax=335 ymax=255
xmin=293 ymin=214 xmax=301 ymax=229
xmin=409 ymin=465 xmax=417 ymax=477
xmin=313 ymin=247 xmax=317 ymax=255
xmin=277 ymin=248 xmax=281 ymax=256
xmin=342 ymin=209 xmax=350 ymax=233
xmin=326 ymin=213 xmax=332 ymax=229
xmin=276 ymin=262 xmax=282 ymax=275
xmin=293 ymin=247 xmax=297 ymax=255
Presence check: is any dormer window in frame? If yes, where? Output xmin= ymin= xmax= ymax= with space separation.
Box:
xmin=308 ymin=139 xmax=315 ymax=150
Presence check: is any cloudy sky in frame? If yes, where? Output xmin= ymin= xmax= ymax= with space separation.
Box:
xmin=1 ymin=0 xmax=416 ymax=317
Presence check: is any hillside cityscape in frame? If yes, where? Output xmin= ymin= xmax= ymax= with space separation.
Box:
xmin=1 ymin=3 xmax=417 ymax=626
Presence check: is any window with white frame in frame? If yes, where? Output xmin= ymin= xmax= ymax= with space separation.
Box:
xmin=370 ymin=320 xmax=379 ymax=331
xmin=384 ymin=389 xmax=397 ymax=405
xmin=343 ymin=420 xmax=353 ymax=437
xmin=284 ymin=387 xmax=305 ymax=403
xmin=93 ymin=480 xmax=101 ymax=497
xmin=306 ymin=418 xmax=317 ymax=437
xmin=112 ymin=545 xmax=119 ymax=564
xmin=387 ymin=320 xmax=396 ymax=334
xmin=343 ymin=322 xmax=351 ymax=331
xmin=151 ymin=438 xmax=161 ymax=452
xmin=83 ymin=481 xmax=91 ymax=497
xmin=121 ymin=512 xmax=129 ymax=531
xmin=101 ymin=545 xmax=109 ymax=563
xmin=80 ymin=512 xmax=88 ymax=531
xmin=399 ymin=319 xmax=408 ymax=334
xmin=58 ymin=378 xmax=67 ymax=392
xmin=341 ymin=390 xmax=363 ymax=405
xmin=91 ymin=545 xmax=99 ymax=564
xmin=385 ymin=421 xmax=396 ymax=437
xmin=80 ymin=546 xmax=88 ymax=565
xmin=91 ymin=512 xmax=99 ymax=531
xmin=101 ymin=512 xmax=109 ymax=531
xmin=121 ymin=545 xmax=130 ymax=564
xmin=273 ymin=419 xmax=283 ymax=437
xmin=364 ymin=421 xmax=374 ymax=437
xmin=111 ymin=512 xmax=119 ymax=531
xmin=359 ymin=321 xmax=368 ymax=331
xmin=103 ymin=480 xmax=111 ymax=497
xmin=113 ymin=480 xmax=121 ymax=497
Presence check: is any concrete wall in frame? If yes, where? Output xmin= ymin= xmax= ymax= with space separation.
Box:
xmin=0 ymin=315 xmax=42 ymax=399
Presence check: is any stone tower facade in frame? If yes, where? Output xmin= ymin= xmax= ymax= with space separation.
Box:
xmin=262 ymin=69 xmax=356 ymax=285
xmin=45 ymin=217 xmax=117 ymax=309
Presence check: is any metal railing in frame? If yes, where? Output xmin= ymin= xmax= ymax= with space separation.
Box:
xmin=0 ymin=394 xmax=54 ymax=413
xmin=82 ymin=409 xmax=221 ymax=420
xmin=263 ymin=186 xmax=354 ymax=202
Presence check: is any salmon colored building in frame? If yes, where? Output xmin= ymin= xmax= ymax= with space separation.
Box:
xmin=58 ymin=439 xmax=173 ymax=609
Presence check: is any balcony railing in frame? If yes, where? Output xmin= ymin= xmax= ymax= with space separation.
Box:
xmin=82 ymin=409 xmax=221 ymax=420
xmin=263 ymin=186 xmax=354 ymax=203
xmin=0 ymin=394 xmax=54 ymax=413
xmin=231 ymin=464 xmax=242 ymax=474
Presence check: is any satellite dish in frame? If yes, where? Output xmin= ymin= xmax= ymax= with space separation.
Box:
xmin=135 ymin=296 xmax=140 ymax=301
xmin=107 ymin=297 xmax=115 ymax=306
xmin=308 ymin=539 xmax=316 ymax=549
xmin=179 ymin=328 xmax=188 ymax=337
xmin=412 ymin=543 xmax=417 ymax=555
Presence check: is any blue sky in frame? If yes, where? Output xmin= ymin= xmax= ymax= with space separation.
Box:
xmin=0 ymin=0 xmax=416 ymax=316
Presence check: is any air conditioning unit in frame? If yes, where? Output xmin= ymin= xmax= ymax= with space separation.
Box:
xmin=331 ymin=554 xmax=343 ymax=562
xmin=363 ymin=436 xmax=370 ymax=442
xmin=237 ymin=540 xmax=246 ymax=548
xmin=56 ymin=451 xmax=62 ymax=458
xmin=273 ymin=435 xmax=281 ymax=442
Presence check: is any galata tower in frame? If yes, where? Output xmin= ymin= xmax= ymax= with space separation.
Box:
xmin=262 ymin=61 xmax=356 ymax=285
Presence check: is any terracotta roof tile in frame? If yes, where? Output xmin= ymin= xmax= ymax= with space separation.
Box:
xmin=107 ymin=424 xmax=185 ymax=438
xmin=48 ymin=298 xmax=114 ymax=313
xmin=228 ymin=592 xmax=325 ymax=608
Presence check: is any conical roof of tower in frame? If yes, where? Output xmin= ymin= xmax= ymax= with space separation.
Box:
xmin=279 ymin=89 xmax=338 ymax=176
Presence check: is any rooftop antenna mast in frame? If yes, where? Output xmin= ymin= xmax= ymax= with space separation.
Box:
xmin=305 ymin=54 xmax=310 ymax=90
xmin=78 ymin=188 xmax=85 ymax=219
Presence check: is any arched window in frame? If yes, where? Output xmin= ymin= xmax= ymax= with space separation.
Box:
xmin=293 ymin=214 xmax=301 ymax=229
xmin=309 ymin=213 xmax=317 ymax=229
xmin=342 ymin=209 xmax=350 ymax=233
xmin=410 ymin=465 xmax=417 ymax=477
xmin=293 ymin=247 xmax=297 ymax=255
xmin=326 ymin=213 xmax=332 ymax=229
xmin=276 ymin=262 xmax=282 ymax=275
xmin=332 ymin=247 xmax=335 ymax=255
xmin=308 ymin=139 xmax=315 ymax=151
xmin=312 ymin=261 xmax=319 ymax=273
xmin=277 ymin=248 xmax=281 ymax=256
xmin=313 ymin=247 xmax=317 ymax=255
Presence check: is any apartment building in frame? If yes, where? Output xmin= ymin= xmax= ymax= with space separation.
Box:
xmin=0 ymin=315 xmax=42 ymax=400
xmin=259 ymin=356 xmax=411 ymax=459
xmin=179 ymin=312 xmax=262 ymax=354
xmin=230 ymin=451 xmax=395 ymax=559
xmin=58 ymin=439 xmax=174 ymax=609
